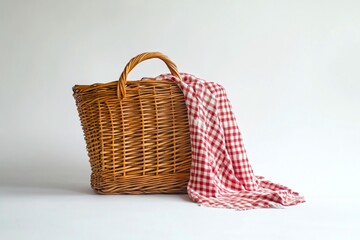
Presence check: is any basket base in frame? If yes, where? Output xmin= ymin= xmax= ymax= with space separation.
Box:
xmin=91 ymin=173 xmax=190 ymax=194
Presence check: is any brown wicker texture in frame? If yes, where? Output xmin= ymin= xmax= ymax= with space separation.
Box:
xmin=73 ymin=52 xmax=192 ymax=194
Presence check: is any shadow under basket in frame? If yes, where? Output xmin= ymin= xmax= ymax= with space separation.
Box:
xmin=73 ymin=52 xmax=192 ymax=194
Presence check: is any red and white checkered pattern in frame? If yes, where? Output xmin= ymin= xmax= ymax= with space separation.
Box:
xmin=155 ymin=73 xmax=305 ymax=210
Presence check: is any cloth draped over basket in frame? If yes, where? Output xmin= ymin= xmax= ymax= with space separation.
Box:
xmin=152 ymin=73 xmax=305 ymax=210
xmin=73 ymin=52 xmax=304 ymax=211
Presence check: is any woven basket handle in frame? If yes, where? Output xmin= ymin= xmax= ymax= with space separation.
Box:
xmin=117 ymin=52 xmax=181 ymax=99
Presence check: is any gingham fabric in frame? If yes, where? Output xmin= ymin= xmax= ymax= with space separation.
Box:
xmin=154 ymin=73 xmax=305 ymax=210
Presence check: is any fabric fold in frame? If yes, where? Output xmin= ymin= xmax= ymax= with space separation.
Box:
xmin=154 ymin=73 xmax=305 ymax=210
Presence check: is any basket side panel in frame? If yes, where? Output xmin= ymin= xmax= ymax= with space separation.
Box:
xmin=73 ymin=90 xmax=104 ymax=191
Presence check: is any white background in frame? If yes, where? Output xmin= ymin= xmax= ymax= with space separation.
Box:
xmin=1 ymin=0 xmax=359 ymax=239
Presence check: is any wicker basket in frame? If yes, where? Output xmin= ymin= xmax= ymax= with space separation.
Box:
xmin=73 ymin=52 xmax=192 ymax=194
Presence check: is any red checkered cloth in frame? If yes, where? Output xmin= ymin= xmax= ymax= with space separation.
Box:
xmin=155 ymin=73 xmax=305 ymax=210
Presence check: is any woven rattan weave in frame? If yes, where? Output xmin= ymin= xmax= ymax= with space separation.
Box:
xmin=73 ymin=52 xmax=192 ymax=194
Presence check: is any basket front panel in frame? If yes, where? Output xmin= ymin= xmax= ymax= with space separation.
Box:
xmin=75 ymin=80 xmax=192 ymax=193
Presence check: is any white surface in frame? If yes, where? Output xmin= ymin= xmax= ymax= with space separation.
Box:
xmin=1 ymin=0 xmax=360 ymax=239
xmin=1 ymin=194 xmax=359 ymax=240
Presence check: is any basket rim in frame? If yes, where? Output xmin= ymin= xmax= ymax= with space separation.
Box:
xmin=73 ymin=79 xmax=176 ymax=93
